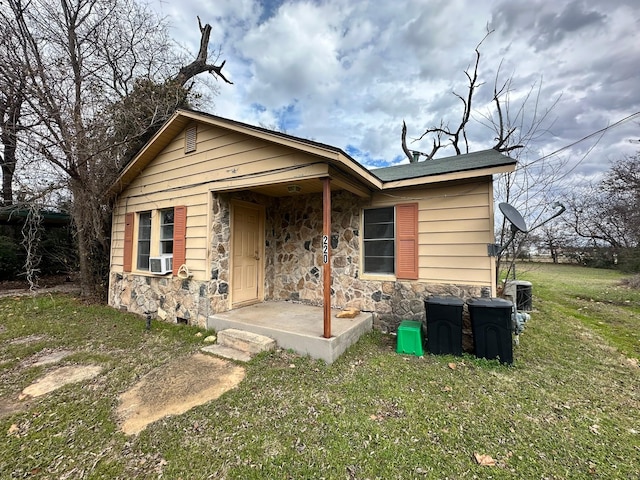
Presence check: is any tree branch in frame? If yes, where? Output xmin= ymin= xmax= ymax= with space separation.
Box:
xmin=401 ymin=121 xmax=415 ymax=162
xmin=408 ymin=27 xmax=493 ymax=160
xmin=173 ymin=17 xmax=233 ymax=86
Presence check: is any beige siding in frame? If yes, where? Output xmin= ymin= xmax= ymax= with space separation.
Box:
xmin=369 ymin=178 xmax=495 ymax=288
xmin=123 ymin=126 xmax=326 ymax=196
xmin=110 ymin=121 xmax=334 ymax=282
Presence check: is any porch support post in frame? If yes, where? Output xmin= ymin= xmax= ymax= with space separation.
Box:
xmin=322 ymin=177 xmax=332 ymax=338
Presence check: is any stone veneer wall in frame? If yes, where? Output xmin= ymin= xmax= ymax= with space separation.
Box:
xmin=109 ymin=273 xmax=212 ymax=328
xmin=109 ymin=189 xmax=488 ymax=348
xmin=265 ymin=190 xmax=363 ymax=305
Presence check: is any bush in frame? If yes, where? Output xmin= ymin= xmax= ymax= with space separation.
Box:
xmin=581 ymin=248 xmax=616 ymax=269
xmin=39 ymin=226 xmax=77 ymax=275
xmin=0 ymin=235 xmax=21 ymax=280
xmin=617 ymin=247 xmax=640 ymax=273
xmin=620 ymin=274 xmax=640 ymax=289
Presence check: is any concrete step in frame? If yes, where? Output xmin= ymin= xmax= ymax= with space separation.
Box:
xmin=217 ymin=328 xmax=276 ymax=354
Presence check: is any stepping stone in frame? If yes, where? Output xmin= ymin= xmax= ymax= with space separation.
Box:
xmin=201 ymin=344 xmax=252 ymax=362
xmin=200 ymin=329 xmax=276 ymax=362
xmin=31 ymin=350 xmax=74 ymax=367
xmin=217 ymin=329 xmax=276 ymax=354
xmin=20 ymin=365 xmax=102 ymax=399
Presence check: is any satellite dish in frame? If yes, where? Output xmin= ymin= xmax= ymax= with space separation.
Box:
xmin=492 ymin=201 xmax=565 ymax=259
xmin=499 ymin=203 xmax=528 ymax=233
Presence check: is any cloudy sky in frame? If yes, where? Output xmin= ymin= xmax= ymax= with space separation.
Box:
xmin=151 ymin=0 xmax=640 ymax=181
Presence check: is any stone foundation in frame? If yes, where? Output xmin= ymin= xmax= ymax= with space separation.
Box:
xmin=109 ymin=273 xmax=212 ymax=328
xmin=366 ymin=281 xmax=484 ymax=353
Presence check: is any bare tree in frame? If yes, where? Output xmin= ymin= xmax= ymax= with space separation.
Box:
xmin=567 ymin=154 xmax=640 ymax=252
xmin=399 ymin=27 xmax=566 ymax=285
xmin=401 ymin=29 xmax=558 ymax=164
xmin=5 ymin=0 xmax=231 ymax=297
xmin=529 ymin=221 xmax=570 ymax=264
xmin=402 ymin=28 xmax=509 ymax=162
xmin=0 ymin=17 xmax=28 ymax=206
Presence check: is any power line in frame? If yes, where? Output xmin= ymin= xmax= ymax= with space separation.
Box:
xmin=528 ymin=111 xmax=640 ymax=166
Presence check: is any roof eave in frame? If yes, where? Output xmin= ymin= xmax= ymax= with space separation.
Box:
xmin=180 ymin=110 xmax=381 ymax=189
xmin=107 ymin=109 xmax=382 ymax=197
xmin=380 ymin=163 xmax=516 ymax=190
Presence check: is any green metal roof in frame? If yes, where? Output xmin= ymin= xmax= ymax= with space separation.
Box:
xmin=372 ymin=149 xmax=517 ymax=182
xmin=0 ymin=208 xmax=71 ymax=226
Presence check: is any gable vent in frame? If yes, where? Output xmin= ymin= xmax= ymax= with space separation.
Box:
xmin=185 ymin=126 xmax=197 ymax=153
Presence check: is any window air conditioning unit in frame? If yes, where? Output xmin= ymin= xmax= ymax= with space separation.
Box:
xmin=149 ymin=254 xmax=173 ymax=275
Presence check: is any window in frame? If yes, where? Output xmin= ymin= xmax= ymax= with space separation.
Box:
xmin=137 ymin=211 xmax=152 ymax=270
xmin=363 ymin=207 xmax=395 ymax=274
xmin=123 ymin=206 xmax=187 ymax=274
xmin=363 ymin=203 xmax=418 ymax=279
xmin=160 ymin=209 xmax=174 ymax=254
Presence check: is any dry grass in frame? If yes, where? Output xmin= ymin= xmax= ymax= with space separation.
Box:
xmin=1 ymin=264 xmax=639 ymax=479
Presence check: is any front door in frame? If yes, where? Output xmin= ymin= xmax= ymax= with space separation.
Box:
xmin=231 ymin=202 xmax=264 ymax=306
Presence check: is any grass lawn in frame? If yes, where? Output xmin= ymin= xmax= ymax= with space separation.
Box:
xmin=1 ymin=263 xmax=639 ymax=479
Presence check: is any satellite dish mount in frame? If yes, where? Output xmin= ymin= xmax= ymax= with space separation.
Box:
xmin=489 ymin=202 xmax=565 ymax=257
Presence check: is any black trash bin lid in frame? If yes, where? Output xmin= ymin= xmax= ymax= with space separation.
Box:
xmin=425 ymin=296 xmax=465 ymax=306
xmin=467 ymin=297 xmax=513 ymax=308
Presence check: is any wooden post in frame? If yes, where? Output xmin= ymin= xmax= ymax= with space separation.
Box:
xmin=322 ymin=178 xmax=331 ymax=338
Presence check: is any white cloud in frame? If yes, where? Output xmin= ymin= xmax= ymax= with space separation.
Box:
xmin=154 ymin=0 xmax=640 ymax=181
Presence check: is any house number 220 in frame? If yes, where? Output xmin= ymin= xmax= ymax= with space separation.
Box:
xmin=322 ymin=235 xmax=329 ymax=264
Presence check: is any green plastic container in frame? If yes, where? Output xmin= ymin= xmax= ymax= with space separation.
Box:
xmin=396 ymin=320 xmax=424 ymax=356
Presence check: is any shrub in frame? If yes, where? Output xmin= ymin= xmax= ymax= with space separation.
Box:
xmin=620 ymin=274 xmax=640 ymax=289
xmin=617 ymin=247 xmax=640 ymax=273
xmin=0 ymin=235 xmax=21 ymax=280
xmin=39 ymin=226 xmax=77 ymax=275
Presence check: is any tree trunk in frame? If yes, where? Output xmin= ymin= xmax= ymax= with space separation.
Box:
xmin=1 ymin=156 xmax=15 ymax=205
xmin=70 ymin=178 xmax=110 ymax=299
xmin=0 ymin=103 xmax=20 ymax=206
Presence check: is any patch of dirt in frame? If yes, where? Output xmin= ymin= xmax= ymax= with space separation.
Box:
xmin=625 ymin=357 xmax=639 ymax=368
xmin=117 ymin=353 xmax=245 ymax=436
xmin=1 ymin=331 xmax=245 ymax=434
xmin=0 ymin=399 xmax=23 ymax=418
xmin=9 ymin=334 xmax=48 ymax=345
xmin=0 ymin=274 xmax=80 ymax=298
xmin=23 ymin=349 xmax=74 ymax=368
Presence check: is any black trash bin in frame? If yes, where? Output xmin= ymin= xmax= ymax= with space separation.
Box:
xmin=467 ymin=297 xmax=514 ymax=364
xmin=424 ymin=296 xmax=465 ymax=356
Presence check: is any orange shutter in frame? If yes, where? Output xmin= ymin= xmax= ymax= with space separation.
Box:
xmin=396 ymin=203 xmax=419 ymax=280
xmin=123 ymin=212 xmax=134 ymax=272
xmin=172 ymin=206 xmax=187 ymax=275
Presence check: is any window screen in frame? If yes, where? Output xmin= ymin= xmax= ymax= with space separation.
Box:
xmin=137 ymin=211 xmax=152 ymax=270
xmin=160 ymin=209 xmax=174 ymax=254
xmin=363 ymin=206 xmax=395 ymax=274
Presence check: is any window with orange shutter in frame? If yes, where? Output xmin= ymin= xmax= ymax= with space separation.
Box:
xmin=123 ymin=206 xmax=187 ymax=275
xmin=363 ymin=203 xmax=418 ymax=279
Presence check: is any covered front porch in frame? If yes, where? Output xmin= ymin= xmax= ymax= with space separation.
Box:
xmin=207 ymin=301 xmax=373 ymax=364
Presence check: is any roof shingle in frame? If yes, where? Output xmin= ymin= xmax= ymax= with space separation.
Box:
xmin=373 ymin=149 xmax=517 ymax=182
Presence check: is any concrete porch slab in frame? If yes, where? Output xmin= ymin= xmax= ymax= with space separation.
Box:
xmin=207 ymin=302 xmax=373 ymax=364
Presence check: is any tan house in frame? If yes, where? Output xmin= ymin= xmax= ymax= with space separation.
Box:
xmin=108 ymin=109 xmax=516 ymax=357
